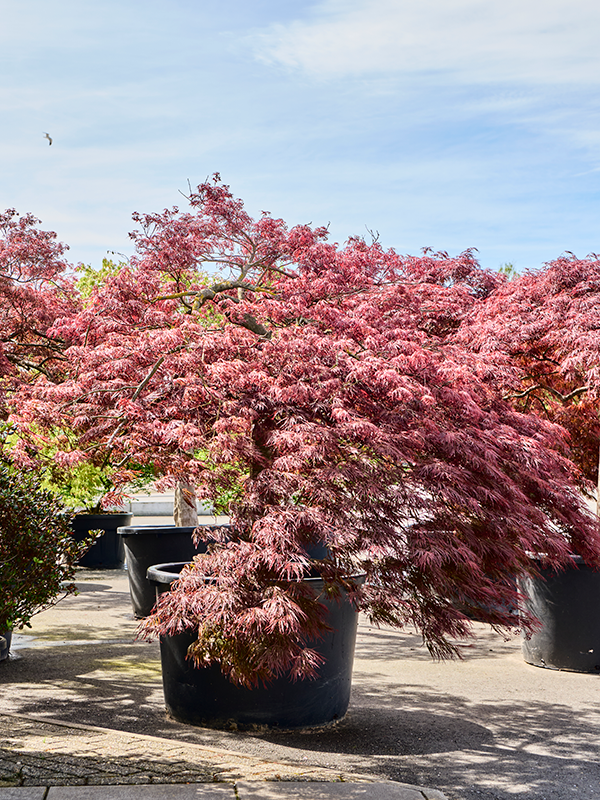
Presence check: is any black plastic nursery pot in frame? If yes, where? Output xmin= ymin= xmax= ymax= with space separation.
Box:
xmin=147 ymin=561 xmax=363 ymax=730
xmin=72 ymin=513 xmax=132 ymax=568
xmin=520 ymin=556 xmax=600 ymax=673
xmin=0 ymin=630 xmax=12 ymax=662
xmin=118 ymin=525 xmax=227 ymax=618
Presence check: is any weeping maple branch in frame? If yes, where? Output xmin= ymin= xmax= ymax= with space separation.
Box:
xmin=504 ymin=384 xmax=589 ymax=404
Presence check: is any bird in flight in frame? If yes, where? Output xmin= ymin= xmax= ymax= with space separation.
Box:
xmin=43 ymin=132 xmax=52 ymax=145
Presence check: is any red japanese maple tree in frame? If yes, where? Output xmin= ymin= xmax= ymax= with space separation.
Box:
xmin=462 ymin=254 xmax=600 ymax=505
xmin=11 ymin=179 xmax=600 ymax=686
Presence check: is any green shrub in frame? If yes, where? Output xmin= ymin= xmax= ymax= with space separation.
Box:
xmin=0 ymin=462 xmax=93 ymax=632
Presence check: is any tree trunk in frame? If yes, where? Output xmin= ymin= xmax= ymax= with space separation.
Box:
xmin=173 ymin=481 xmax=199 ymax=527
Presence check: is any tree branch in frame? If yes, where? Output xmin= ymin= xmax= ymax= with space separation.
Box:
xmin=505 ymin=383 xmax=589 ymax=403
xmin=153 ymin=280 xmax=270 ymax=304
xmin=131 ymin=355 xmax=166 ymax=401
xmin=225 ymin=311 xmax=271 ymax=339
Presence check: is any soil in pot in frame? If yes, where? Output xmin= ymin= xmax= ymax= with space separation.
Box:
xmin=147 ymin=561 xmax=363 ymax=730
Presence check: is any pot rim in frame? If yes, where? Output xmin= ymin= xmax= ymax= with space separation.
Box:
xmin=118 ymin=524 xmax=230 ymax=537
xmin=527 ymin=552 xmax=586 ymax=566
xmin=147 ymin=560 xmax=366 ymax=586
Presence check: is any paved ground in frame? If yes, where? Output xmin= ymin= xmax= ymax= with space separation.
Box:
xmin=0 ymin=715 xmax=445 ymax=799
xmin=1 ymin=566 xmax=599 ymax=799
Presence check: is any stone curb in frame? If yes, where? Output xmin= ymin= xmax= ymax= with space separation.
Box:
xmin=0 ymin=786 xmax=448 ymax=800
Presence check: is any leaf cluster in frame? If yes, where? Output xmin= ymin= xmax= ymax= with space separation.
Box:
xmin=76 ymin=258 xmax=125 ymax=301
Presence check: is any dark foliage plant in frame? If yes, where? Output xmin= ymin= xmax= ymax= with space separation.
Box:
xmin=0 ymin=458 xmax=92 ymax=633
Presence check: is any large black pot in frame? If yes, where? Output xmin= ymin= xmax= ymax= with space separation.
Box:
xmin=520 ymin=556 xmax=600 ymax=673
xmin=147 ymin=561 xmax=363 ymax=730
xmin=72 ymin=513 xmax=132 ymax=568
xmin=118 ymin=525 xmax=228 ymax=618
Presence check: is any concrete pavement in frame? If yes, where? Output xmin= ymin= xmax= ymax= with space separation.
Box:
xmin=2 ymin=555 xmax=600 ymax=799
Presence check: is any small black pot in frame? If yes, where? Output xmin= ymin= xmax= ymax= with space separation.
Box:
xmin=147 ymin=561 xmax=363 ymax=730
xmin=118 ymin=525 xmax=228 ymax=618
xmin=72 ymin=513 xmax=132 ymax=568
xmin=520 ymin=556 xmax=600 ymax=673
xmin=0 ymin=630 xmax=12 ymax=662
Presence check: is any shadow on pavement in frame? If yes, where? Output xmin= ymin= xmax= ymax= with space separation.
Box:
xmin=1 ymin=641 xmax=163 ymax=730
xmin=258 ymin=686 xmax=600 ymax=799
xmin=353 ymin=624 xmax=521 ymax=663
xmin=69 ymin=583 xmax=116 ymax=594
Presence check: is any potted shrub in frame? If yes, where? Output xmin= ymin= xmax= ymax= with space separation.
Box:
xmin=145 ymin=560 xmax=363 ymax=729
xmin=9 ymin=423 xmax=214 ymax=598
xmin=2 ymin=254 xmax=140 ymax=569
xmin=9 ymin=413 xmax=225 ymax=603
xmin=0 ymin=450 xmax=95 ymax=661
xmin=9 ymin=416 xmax=218 ymax=599
xmin=462 ymin=254 xmax=600 ymax=671
xmin=13 ymin=179 xmax=600 ymax=725
xmin=7 ymin=252 xmax=211 ymax=591
xmin=0 ymin=209 xmax=130 ymax=565
xmin=49 ymin=462 xmax=134 ymax=570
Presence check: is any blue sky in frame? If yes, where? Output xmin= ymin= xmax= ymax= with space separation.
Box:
xmin=2 ymin=0 xmax=600 ymax=273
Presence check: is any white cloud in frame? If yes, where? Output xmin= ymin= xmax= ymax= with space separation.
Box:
xmin=251 ymin=0 xmax=600 ymax=85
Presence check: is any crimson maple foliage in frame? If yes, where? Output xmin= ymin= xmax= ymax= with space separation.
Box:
xmin=0 ymin=209 xmax=76 ymax=392
xmin=11 ymin=179 xmax=600 ymax=686
xmin=462 ymin=254 xmax=600 ymax=488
